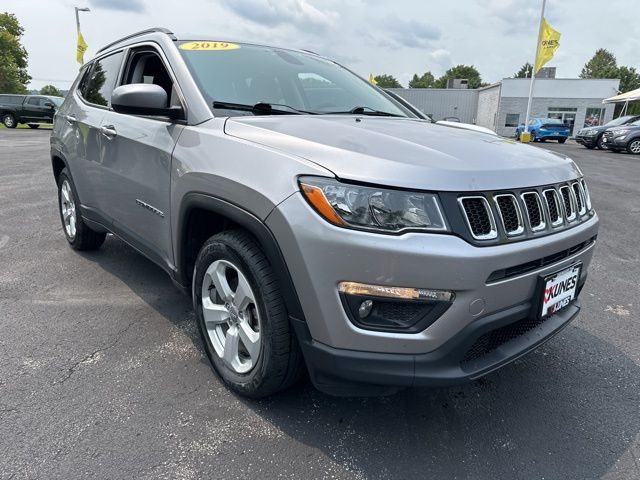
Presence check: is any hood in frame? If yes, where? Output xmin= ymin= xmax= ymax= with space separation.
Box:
xmin=224 ymin=115 xmax=581 ymax=191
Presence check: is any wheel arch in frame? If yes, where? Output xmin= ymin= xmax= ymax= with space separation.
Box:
xmin=176 ymin=193 xmax=306 ymax=321
xmin=51 ymin=154 xmax=67 ymax=184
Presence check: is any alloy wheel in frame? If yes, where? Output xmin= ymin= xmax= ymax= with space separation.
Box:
xmin=3 ymin=116 xmax=14 ymax=128
xmin=201 ymin=259 xmax=261 ymax=374
xmin=60 ymin=179 xmax=77 ymax=239
xmin=629 ymin=140 xmax=640 ymax=154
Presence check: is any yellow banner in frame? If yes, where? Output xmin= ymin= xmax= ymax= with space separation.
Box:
xmin=535 ymin=18 xmax=560 ymax=73
xmin=77 ymin=30 xmax=88 ymax=64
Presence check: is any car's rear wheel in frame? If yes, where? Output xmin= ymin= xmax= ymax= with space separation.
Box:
xmin=627 ymin=139 xmax=640 ymax=154
xmin=558 ymin=138 xmax=566 ymax=144
xmin=57 ymin=169 xmax=106 ymax=250
xmin=2 ymin=114 xmax=17 ymax=128
xmin=28 ymin=124 xmax=40 ymax=129
xmin=193 ymin=230 xmax=303 ymax=398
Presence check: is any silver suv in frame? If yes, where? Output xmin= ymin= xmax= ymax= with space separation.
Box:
xmin=51 ymin=28 xmax=599 ymax=397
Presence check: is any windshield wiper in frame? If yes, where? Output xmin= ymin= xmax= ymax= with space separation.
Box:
xmin=325 ymin=106 xmax=405 ymax=117
xmin=212 ymin=101 xmax=316 ymax=115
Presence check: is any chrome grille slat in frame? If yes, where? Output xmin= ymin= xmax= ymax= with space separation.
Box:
xmin=559 ymin=185 xmax=576 ymax=221
xmin=494 ymin=194 xmax=524 ymax=236
xmin=572 ymin=181 xmax=587 ymax=216
xmin=521 ymin=191 xmax=546 ymax=231
xmin=543 ymin=188 xmax=563 ymax=227
xmin=458 ymin=196 xmax=497 ymax=240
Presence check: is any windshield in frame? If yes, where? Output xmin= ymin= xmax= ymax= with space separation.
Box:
xmin=605 ymin=115 xmax=635 ymax=127
xmin=178 ymin=41 xmax=411 ymax=117
xmin=629 ymin=119 xmax=640 ymax=126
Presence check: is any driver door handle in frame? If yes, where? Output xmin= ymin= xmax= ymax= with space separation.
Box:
xmin=100 ymin=125 xmax=117 ymax=139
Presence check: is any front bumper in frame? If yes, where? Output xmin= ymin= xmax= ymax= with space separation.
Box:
xmin=575 ymin=135 xmax=597 ymax=147
xmin=292 ymin=297 xmax=581 ymax=394
xmin=602 ymin=135 xmax=628 ymax=149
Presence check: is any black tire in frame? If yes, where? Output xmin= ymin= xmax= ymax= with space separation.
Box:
xmin=558 ymin=138 xmax=566 ymax=144
xmin=2 ymin=114 xmax=17 ymax=128
xmin=57 ymin=168 xmax=106 ymax=250
xmin=193 ymin=230 xmax=304 ymax=398
xmin=596 ymin=135 xmax=605 ymax=149
xmin=530 ymin=131 xmax=537 ymax=142
xmin=626 ymin=139 xmax=640 ymax=155
xmin=28 ymin=124 xmax=40 ymax=129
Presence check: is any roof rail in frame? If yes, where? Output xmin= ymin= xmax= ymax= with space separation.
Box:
xmin=96 ymin=27 xmax=176 ymax=54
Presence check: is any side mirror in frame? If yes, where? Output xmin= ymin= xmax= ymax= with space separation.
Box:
xmin=111 ymin=84 xmax=182 ymax=119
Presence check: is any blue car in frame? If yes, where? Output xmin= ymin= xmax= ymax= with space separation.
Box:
xmin=515 ymin=118 xmax=570 ymax=143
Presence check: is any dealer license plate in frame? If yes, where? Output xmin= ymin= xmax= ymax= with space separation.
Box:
xmin=540 ymin=263 xmax=581 ymax=318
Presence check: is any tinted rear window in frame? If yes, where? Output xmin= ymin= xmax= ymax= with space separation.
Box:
xmin=0 ymin=95 xmax=24 ymax=105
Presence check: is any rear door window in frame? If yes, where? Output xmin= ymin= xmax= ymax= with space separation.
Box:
xmin=83 ymin=51 xmax=124 ymax=107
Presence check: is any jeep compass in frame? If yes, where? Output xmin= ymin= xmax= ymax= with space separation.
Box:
xmin=50 ymin=28 xmax=599 ymax=397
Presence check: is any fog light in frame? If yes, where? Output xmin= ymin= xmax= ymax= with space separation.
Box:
xmin=358 ymin=299 xmax=373 ymax=318
xmin=338 ymin=281 xmax=455 ymax=333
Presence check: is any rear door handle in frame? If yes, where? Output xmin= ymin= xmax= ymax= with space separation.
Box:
xmin=100 ymin=125 xmax=117 ymax=139
xmin=65 ymin=114 xmax=77 ymax=124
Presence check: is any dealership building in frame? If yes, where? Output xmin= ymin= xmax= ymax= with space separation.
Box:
xmin=389 ymin=77 xmax=620 ymax=137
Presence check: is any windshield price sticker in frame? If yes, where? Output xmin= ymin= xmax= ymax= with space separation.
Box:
xmin=179 ymin=42 xmax=240 ymax=51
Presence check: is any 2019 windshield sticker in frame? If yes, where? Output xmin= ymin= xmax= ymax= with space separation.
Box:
xmin=179 ymin=42 xmax=240 ymax=51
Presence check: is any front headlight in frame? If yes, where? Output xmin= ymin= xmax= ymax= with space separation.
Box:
xmin=611 ymin=128 xmax=630 ymax=135
xmin=585 ymin=129 xmax=598 ymax=136
xmin=299 ymin=176 xmax=448 ymax=233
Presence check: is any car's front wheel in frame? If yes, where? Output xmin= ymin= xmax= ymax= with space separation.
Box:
xmin=57 ymin=169 xmax=106 ymax=250
xmin=627 ymin=139 xmax=640 ymax=155
xmin=193 ymin=230 xmax=303 ymax=398
xmin=597 ymin=136 xmax=606 ymax=149
xmin=2 ymin=114 xmax=17 ymax=128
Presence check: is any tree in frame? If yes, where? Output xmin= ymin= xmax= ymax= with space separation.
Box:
xmin=514 ymin=62 xmax=533 ymax=78
xmin=580 ymin=48 xmax=618 ymax=79
xmin=374 ymin=74 xmax=402 ymax=88
xmin=409 ymin=71 xmax=435 ymax=88
xmin=435 ymin=65 xmax=484 ymax=89
xmin=617 ymin=66 xmax=640 ymax=94
xmin=0 ymin=12 xmax=31 ymax=94
xmin=40 ymin=85 xmax=62 ymax=97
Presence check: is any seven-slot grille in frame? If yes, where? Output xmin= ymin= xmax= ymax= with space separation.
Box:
xmin=459 ymin=180 xmax=592 ymax=241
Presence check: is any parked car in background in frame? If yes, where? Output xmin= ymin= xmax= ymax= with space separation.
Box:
xmin=601 ymin=118 xmax=640 ymax=154
xmin=515 ymin=118 xmax=570 ymax=143
xmin=384 ymin=90 xmax=497 ymax=135
xmin=575 ymin=115 xmax=640 ymax=150
xmin=0 ymin=94 xmax=63 ymax=128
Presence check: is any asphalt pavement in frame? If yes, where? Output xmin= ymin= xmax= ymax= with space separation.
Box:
xmin=0 ymin=129 xmax=638 ymax=480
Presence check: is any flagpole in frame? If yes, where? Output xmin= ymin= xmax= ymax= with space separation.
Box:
xmin=524 ymin=0 xmax=547 ymax=135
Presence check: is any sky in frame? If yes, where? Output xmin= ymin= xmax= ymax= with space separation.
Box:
xmin=5 ymin=0 xmax=639 ymax=91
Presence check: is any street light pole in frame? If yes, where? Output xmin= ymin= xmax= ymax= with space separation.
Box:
xmin=75 ymin=6 xmax=90 ymax=33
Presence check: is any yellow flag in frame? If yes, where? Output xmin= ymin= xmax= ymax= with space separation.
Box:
xmin=77 ymin=30 xmax=88 ymax=64
xmin=535 ymin=18 xmax=560 ymax=73
xmin=369 ymin=73 xmax=378 ymax=85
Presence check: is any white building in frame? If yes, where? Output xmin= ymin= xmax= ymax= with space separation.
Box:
xmin=391 ymin=78 xmax=620 ymax=137
xmin=477 ymin=78 xmax=620 ymax=137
